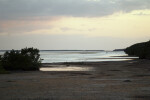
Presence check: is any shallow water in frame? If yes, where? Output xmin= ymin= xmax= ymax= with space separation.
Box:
xmin=40 ymin=51 xmax=137 ymax=63
xmin=40 ymin=66 xmax=94 ymax=71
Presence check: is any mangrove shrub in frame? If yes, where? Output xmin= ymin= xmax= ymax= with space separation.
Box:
xmin=1 ymin=47 xmax=41 ymax=71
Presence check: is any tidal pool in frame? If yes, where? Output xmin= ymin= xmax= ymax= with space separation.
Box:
xmin=40 ymin=66 xmax=94 ymax=71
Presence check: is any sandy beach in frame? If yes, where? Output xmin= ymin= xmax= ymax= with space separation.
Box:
xmin=0 ymin=59 xmax=150 ymax=100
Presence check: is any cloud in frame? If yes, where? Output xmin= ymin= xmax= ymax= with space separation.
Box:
xmin=0 ymin=0 xmax=150 ymax=20
xmin=0 ymin=18 xmax=57 ymax=35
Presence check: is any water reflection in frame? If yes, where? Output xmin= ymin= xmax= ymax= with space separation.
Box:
xmin=40 ymin=66 xmax=93 ymax=71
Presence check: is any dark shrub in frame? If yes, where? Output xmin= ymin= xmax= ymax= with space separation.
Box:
xmin=124 ymin=40 xmax=150 ymax=59
xmin=0 ymin=55 xmax=8 ymax=74
xmin=1 ymin=47 xmax=41 ymax=71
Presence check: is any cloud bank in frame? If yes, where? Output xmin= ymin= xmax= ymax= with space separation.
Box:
xmin=0 ymin=0 xmax=150 ymax=20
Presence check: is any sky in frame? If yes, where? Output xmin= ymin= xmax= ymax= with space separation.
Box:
xmin=0 ymin=0 xmax=150 ymax=50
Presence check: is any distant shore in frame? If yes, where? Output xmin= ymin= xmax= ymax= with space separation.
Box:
xmin=0 ymin=59 xmax=150 ymax=100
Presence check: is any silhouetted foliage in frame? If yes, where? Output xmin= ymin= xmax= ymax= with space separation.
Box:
xmin=0 ymin=55 xmax=8 ymax=74
xmin=1 ymin=47 xmax=41 ymax=71
xmin=124 ymin=40 xmax=150 ymax=59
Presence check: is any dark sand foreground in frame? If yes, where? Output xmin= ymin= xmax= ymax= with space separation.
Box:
xmin=0 ymin=59 xmax=150 ymax=100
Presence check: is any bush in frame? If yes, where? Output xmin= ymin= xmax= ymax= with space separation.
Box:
xmin=124 ymin=40 xmax=150 ymax=59
xmin=1 ymin=47 xmax=42 ymax=71
xmin=0 ymin=55 xmax=8 ymax=74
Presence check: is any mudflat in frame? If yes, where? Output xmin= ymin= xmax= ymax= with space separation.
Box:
xmin=0 ymin=59 xmax=150 ymax=100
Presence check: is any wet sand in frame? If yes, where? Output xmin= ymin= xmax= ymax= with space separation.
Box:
xmin=0 ymin=59 xmax=150 ymax=100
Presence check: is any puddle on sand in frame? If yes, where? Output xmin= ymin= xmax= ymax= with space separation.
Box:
xmin=40 ymin=66 xmax=94 ymax=71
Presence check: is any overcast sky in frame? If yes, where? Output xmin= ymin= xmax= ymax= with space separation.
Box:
xmin=0 ymin=0 xmax=150 ymax=50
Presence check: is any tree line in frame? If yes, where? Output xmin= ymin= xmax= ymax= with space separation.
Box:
xmin=124 ymin=40 xmax=150 ymax=59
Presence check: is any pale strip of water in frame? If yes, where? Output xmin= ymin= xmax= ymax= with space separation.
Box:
xmin=40 ymin=66 xmax=94 ymax=71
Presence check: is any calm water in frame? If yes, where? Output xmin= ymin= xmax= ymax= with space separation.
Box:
xmin=0 ymin=50 xmax=137 ymax=63
xmin=40 ymin=66 xmax=94 ymax=71
xmin=40 ymin=50 xmax=136 ymax=63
